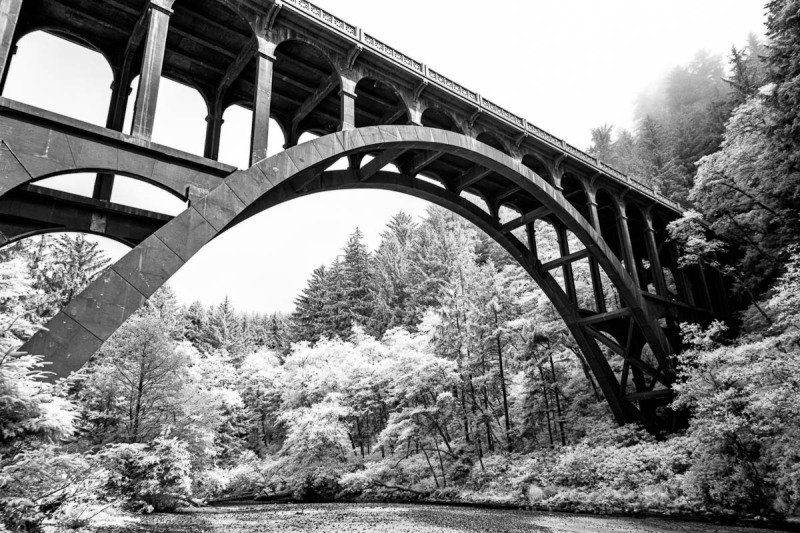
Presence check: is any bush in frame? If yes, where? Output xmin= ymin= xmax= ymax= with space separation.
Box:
xmin=101 ymin=437 xmax=193 ymax=513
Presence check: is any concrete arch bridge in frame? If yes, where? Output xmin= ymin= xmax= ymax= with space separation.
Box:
xmin=0 ymin=0 xmax=730 ymax=432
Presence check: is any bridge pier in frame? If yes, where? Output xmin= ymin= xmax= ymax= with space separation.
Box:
xmin=250 ymin=40 xmax=276 ymax=166
xmin=130 ymin=0 xmax=175 ymax=141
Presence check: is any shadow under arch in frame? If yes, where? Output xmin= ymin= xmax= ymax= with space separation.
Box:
xmin=420 ymin=107 xmax=462 ymax=134
xmin=22 ymin=126 xmax=676 ymax=432
xmin=272 ymin=39 xmax=341 ymax=146
xmin=355 ymin=77 xmax=410 ymax=128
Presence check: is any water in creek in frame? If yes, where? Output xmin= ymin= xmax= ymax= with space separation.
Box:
xmin=92 ymin=503 xmax=796 ymax=533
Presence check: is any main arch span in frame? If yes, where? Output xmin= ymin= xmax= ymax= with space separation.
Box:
xmin=23 ymin=126 xmax=696 ymax=431
xmin=0 ymin=0 xmax=732 ymax=432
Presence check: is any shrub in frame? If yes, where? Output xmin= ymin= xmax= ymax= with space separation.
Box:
xmin=101 ymin=437 xmax=193 ymax=513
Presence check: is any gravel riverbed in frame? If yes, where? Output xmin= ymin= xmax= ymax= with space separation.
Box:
xmin=92 ymin=503 xmax=799 ymax=533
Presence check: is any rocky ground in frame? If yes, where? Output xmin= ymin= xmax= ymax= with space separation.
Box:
xmin=91 ymin=503 xmax=800 ymax=533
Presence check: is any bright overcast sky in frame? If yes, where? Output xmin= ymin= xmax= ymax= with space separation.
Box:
xmin=2 ymin=0 xmax=766 ymax=314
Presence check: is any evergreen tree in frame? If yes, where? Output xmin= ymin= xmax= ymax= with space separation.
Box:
xmin=372 ymin=211 xmax=418 ymax=334
xmin=340 ymin=228 xmax=376 ymax=335
xmin=292 ymin=265 xmax=330 ymax=343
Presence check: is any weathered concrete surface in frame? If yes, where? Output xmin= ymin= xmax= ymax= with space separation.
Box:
xmin=89 ymin=503 xmax=797 ymax=533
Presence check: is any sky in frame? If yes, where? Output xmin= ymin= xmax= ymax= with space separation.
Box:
xmin=1 ymin=0 xmax=767 ymax=314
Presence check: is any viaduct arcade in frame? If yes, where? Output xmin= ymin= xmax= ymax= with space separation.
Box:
xmin=0 ymin=0 xmax=730 ymax=432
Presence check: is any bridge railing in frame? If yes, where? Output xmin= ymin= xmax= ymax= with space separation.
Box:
xmin=279 ymin=0 xmax=684 ymax=213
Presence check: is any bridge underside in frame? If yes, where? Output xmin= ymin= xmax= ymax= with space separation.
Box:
xmin=9 ymin=125 xmax=724 ymax=433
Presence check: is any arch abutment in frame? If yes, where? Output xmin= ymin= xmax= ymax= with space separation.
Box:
xmin=0 ymin=0 xmax=22 ymax=95
xmin=555 ymin=223 xmax=577 ymax=303
xmin=130 ymin=0 xmax=176 ymax=140
xmin=586 ymin=194 xmax=607 ymax=313
xmin=204 ymin=99 xmax=224 ymax=161
xmin=250 ymin=39 xmax=276 ymax=166
xmin=643 ymin=214 xmax=669 ymax=298
xmin=339 ymin=77 xmax=356 ymax=131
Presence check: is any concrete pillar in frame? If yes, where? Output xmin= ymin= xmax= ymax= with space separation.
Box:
xmin=665 ymin=241 xmax=693 ymax=305
xmin=250 ymin=39 xmax=276 ymax=166
xmin=555 ymin=224 xmax=577 ymax=303
xmin=616 ymin=202 xmax=641 ymax=290
xmin=585 ymin=191 xmax=607 ymax=312
xmin=204 ymin=100 xmax=224 ymax=161
xmin=643 ymin=214 xmax=668 ymax=298
xmin=130 ymin=0 xmax=175 ymax=140
xmin=0 ymin=0 xmax=22 ymax=94
xmin=95 ymin=65 xmax=134 ymax=201
xmin=339 ymin=77 xmax=357 ymax=131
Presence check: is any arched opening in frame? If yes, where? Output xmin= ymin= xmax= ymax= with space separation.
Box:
xmin=521 ymin=154 xmax=554 ymax=186
xmin=475 ymin=132 xmax=509 ymax=155
xmin=420 ymin=108 xmax=461 ymax=133
xmin=461 ymin=188 xmax=491 ymax=215
xmin=560 ymin=174 xmax=590 ymax=220
xmin=30 ymin=172 xmax=187 ymax=214
xmin=498 ymin=203 xmax=528 ymax=248
xmin=417 ymin=172 xmax=446 ymax=189
xmin=218 ymin=105 xmax=286 ymax=169
xmin=360 ymin=153 xmax=400 ymax=174
xmin=355 ymin=78 xmax=409 ymax=128
xmin=123 ymin=76 xmax=208 ymax=156
xmin=2 ymin=31 xmax=113 ymax=126
xmin=272 ymin=40 xmax=340 ymax=147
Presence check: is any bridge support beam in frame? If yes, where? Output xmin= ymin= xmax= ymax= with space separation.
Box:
xmin=130 ymin=0 xmax=175 ymax=140
xmin=204 ymin=100 xmax=224 ymax=161
xmin=586 ymin=193 xmax=607 ymax=312
xmin=0 ymin=0 xmax=22 ymax=94
xmin=555 ymin=224 xmax=578 ymax=303
xmin=250 ymin=41 xmax=276 ymax=166
xmin=616 ymin=204 xmax=641 ymax=290
xmin=644 ymin=214 xmax=669 ymax=298
xmin=340 ymin=77 xmax=357 ymax=131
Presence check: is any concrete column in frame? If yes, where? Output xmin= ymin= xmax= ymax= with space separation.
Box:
xmin=643 ymin=214 xmax=668 ymax=298
xmin=339 ymin=77 xmax=357 ymax=131
xmin=94 ymin=65 xmax=135 ymax=201
xmin=556 ymin=224 xmax=577 ymax=303
xmin=250 ymin=39 xmax=276 ymax=166
xmin=204 ymin=100 xmax=224 ymax=161
xmin=0 ymin=0 xmax=22 ymax=94
xmin=409 ymin=105 xmax=423 ymax=127
xmin=616 ymin=203 xmax=641 ymax=290
xmin=585 ymin=192 xmax=606 ymax=312
xmin=666 ymin=241 xmax=694 ymax=305
xmin=130 ymin=0 xmax=175 ymax=140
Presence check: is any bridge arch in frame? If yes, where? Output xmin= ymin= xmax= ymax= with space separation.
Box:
xmin=22 ymin=126 xmax=676 ymax=431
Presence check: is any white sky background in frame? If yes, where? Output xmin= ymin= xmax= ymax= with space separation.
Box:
xmin=1 ymin=0 xmax=766 ymax=314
